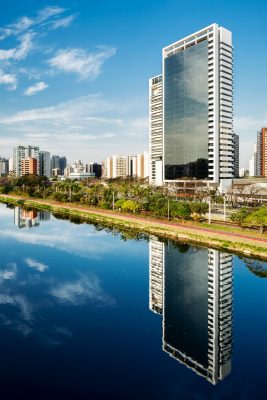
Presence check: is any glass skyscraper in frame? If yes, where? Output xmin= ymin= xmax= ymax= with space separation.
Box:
xmin=149 ymin=24 xmax=234 ymax=189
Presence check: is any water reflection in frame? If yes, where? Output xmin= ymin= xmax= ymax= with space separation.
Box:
xmin=149 ymin=236 xmax=233 ymax=385
xmin=14 ymin=208 xmax=51 ymax=228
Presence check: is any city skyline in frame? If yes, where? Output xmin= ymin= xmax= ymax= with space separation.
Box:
xmin=0 ymin=0 xmax=267 ymax=167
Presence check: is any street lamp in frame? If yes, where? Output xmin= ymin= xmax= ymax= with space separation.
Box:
xmin=223 ymin=194 xmax=226 ymax=222
xmin=208 ymin=196 xmax=211 ymax=225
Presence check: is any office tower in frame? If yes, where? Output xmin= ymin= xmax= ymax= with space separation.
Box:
xmin=149 ymin=24 xmax=234 ymax=191
xmin=256 ymin=128 xmax=267 ymax=176
xmin=39 ymin=151 xmax=51 ymax=178
xmin=233 ymin=134 xmax=239 ymax=178
xmin=87 ymin=162 xmax=102 ymax=178
xmin=13 ymin=145 xmax=39 ymax=177
xmin=149 ymin=75 xmax=163 ymax=185
xmin=21 ymin=157 xmax=38 ymax=175
xmin=59 ymin=156 xmax=67 ymax=175
xmin=51 ymin=155 xmax=60 ymax=174
xmin=149 ymin=239 xmax=233 ymax=384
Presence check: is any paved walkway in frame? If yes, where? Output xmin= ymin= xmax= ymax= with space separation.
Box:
xmin=1 ymin=194 xmax=267 ymax=248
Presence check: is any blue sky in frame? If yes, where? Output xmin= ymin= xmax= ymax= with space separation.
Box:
xmin=0 ymin=0 xmax=266 ymax=167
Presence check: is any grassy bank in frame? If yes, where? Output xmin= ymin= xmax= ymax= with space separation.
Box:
xmin=1 ymin=194 xmax=267 ymax=260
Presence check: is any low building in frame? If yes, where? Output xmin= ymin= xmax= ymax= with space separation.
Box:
xmin=68 ymin=172 xmax=95 ymax=180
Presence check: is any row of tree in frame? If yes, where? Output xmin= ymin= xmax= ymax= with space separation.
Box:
xmin=0 ymin=175 xmax=209 ymax=221
xmin=229 ymin=207 xmax=267 ymax=233
xmin=1 ymin=174 xmax=266 ymax=230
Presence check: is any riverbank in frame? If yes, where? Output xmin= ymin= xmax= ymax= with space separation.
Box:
xmin=1 ymin=194 xmax=267 ymax=260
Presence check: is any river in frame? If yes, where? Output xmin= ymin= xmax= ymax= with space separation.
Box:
xmin=0 ymin=203 xmax=266 ymax=399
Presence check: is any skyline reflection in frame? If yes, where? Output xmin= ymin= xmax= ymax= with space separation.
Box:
xmin=14 ymin=207 xmax=51 ymax=229
xmin=149 ymin=236 xmax=233 ymax=385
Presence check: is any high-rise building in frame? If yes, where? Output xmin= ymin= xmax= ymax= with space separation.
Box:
xmin=59 ymin=156 xmax=67 ymax=175
xmin=104 ymin=157 xmax=113 ymax=179
xmin=86 ymin=162 xmax=102 ymax=178
xmin=39 ymin=151 xmax=51 ymax=178
xmin=13 ymin=145 xmax=39 ymax=177
xmin=233 ymin=134 xmax=239 ymax=178
xmin=0 ymin=157 xmax=9 ymax=176
xmin=50 ymin=155 xmax=67 ymax=176
xmin=21 ymin=157 xmax=38 ymax=176
xmin=249 ymin=144 xmax=257 ymax=177
xmin=149 ymin=24 xmax=234 ymax=191
xmin=149 ymin=75 xmax=163 ymax=186
xmin=104 ymin=154 xmax=149 ymax=179
xmin=149 ymin=238 xmax=233 ymax=385
xmin=256 ymin=128 xmax=267 ymax=176
xmin=137 ymin=152 xmax=150 ymax=179
xmin=51 ymin=155 xmax=60 ymax=174
xmin=112 ymin=155 xmax=128 ymax=178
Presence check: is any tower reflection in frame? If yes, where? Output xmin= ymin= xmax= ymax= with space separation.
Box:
xmin=149 ymin=236 xmax=233 ymax=385
xmin=14 ymin=207 xmax=51 ymax=229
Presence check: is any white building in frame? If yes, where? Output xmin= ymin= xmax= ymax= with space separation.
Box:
xmin=149 ymin=24 xmax=234 ymax=192
xmin=137 ymin=152 xmax=150 ymax=179
xmin=9 ymin=157 xmax=14 ymax=173
xmin=64 ymin=165 xmax=74 ymax=177
xmin=103 ymin=153 xmax=149 ymax=179
xmin=13 ymin=145 xmax=39 ymax=177
xmin=249 ymin=144 xmax=257 ymax=177
xmin=149 ymin=75 xmax=163 ymax=186
xmin=112 ymin=155 xmax=128 ymax=178
xmin=68 ymin=160 xmax=95 ymax=180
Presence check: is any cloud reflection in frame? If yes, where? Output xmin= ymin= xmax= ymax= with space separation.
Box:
xmin=50 ymin=274 xmax=116 ymax=306
xmin=24 ymin=258 xmax=48 ymax=272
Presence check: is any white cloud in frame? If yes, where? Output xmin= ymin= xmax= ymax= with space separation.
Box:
xmin=0 ymin=69 xmax=17 ymax=90
xmin=0 ymin=32 xmax=35 ymax=61
xmin=49 ymin=14 xmax=77 ymax=30
xmin=24 ymin=81 xmax=49 ymax=96
xmin=0 ymin=94 xmax=110 ymax=124
xmin=0 ymin=93 xmax=148 ymax=161
xmin=37 ymin=6 xmax=65 ymax=23
xmin=48 ymin=46 xmax=116 ymax=80
xmin=0 ymin=6 xmax=66 ymax=40
xmin=24 ymin=258 xmax=48 ymax=272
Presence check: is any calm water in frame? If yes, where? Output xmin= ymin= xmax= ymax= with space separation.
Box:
xmin=0 ymin=203 xmax=266 ymax=399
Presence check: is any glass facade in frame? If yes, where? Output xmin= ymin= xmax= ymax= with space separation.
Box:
xmin=164 ymin=243 xmax=209 ymax=368
xmin=164 ymin=40 xmax=209 ymax=180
